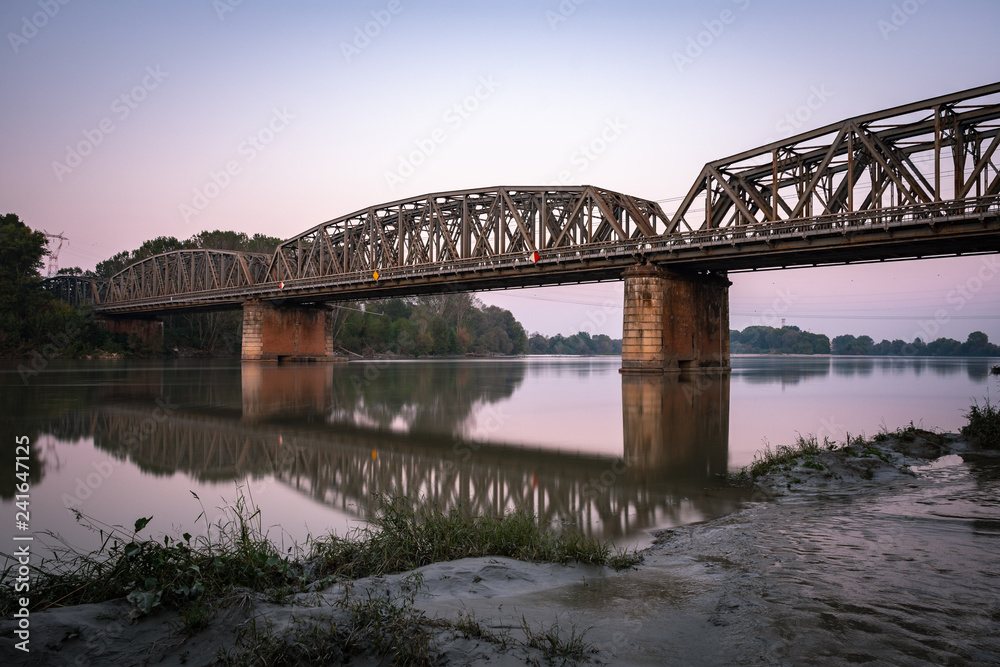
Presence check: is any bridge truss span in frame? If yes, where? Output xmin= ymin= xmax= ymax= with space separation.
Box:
xmin=670 ymin=82 xmax=1000 ymax=232
xmin=264 ymin=186 xmax=671 ymax=282
xmin=105 ymin=249 xmax=270 ymax=304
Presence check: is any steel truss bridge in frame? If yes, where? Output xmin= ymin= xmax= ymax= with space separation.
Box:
xmin=48 ymin=83 xmax=1000 ymax=314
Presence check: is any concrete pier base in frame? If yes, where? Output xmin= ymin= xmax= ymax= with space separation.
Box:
xmin=620 ymin=264 xmax=730 ymax=374
xmin=241 ymin=300 xmax=335 ymax=361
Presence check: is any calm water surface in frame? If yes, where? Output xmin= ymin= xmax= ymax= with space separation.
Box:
xmin=1 ymin=356 xmax=997 ymax=556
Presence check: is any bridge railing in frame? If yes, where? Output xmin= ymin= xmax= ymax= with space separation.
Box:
xmin=673 ymin=194 xmax=1000 ymax=249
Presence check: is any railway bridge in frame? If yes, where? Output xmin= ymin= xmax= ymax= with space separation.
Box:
xmin=47 ymin=83 xmax=1000 ymax=372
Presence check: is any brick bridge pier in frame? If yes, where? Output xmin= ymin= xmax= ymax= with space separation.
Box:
xmin=620 ymin=264 xmax=730 ymax=374
xmin=241 ymin=299 xmax=335 ymax=362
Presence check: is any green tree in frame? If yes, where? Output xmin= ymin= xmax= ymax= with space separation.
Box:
xmin=960 ymin=331 xmax=1000 ymax=356
xmin=0 ymin=213 xmax=48 ymax=315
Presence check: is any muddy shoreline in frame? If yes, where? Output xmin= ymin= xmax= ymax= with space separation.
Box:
xmin=3 ymin=431 xmax=999 ymax=665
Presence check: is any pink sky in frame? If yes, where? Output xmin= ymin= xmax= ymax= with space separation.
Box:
xmin=2 ymin=0 xmax=998 ymax=342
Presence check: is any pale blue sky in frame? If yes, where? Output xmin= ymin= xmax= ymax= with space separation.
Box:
xmin=2 ymin=0 xmax=998 ymax=341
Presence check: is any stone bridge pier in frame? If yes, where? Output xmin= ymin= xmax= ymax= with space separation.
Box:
xmin=620 ymin=264 xmax=730 ymax=374
xmin=241 ymin=299 xmax=335 ymax=361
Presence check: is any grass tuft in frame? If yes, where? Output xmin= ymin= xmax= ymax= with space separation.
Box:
xmin=308 ymin=494 xmax=641 ymax=580
xmin=520 ymin=615 xmax=594 ymax=662
xmin=962 ymin=396 xmax=1000 ymax=448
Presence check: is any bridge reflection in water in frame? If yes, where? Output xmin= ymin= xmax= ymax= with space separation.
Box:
xmin=70 ymin=362 xmax=741 ymax=541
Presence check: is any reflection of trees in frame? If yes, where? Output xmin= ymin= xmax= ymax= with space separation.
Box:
xmin=0 ymin=366 xmax=46 ymax=499
xmin=734 ymin=357 xmax=831 ymax=385
xmin=523 ymin=359 xmax=611 ymax=379
xmin=326 ymin=361 xmax=526 ymax=437
xmin=831 ymin=357 xmax=875 ymax=377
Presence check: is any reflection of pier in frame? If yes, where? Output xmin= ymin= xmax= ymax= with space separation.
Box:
xmin=241 ymin=363 xmax=333 ymax=421
xmin=622 ymin=373 xmax=729 ymax=478
xmin=47 ymin=363 xmax=738 ymax=540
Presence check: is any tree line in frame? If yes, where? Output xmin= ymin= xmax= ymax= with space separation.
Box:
xmin=830 ymin=332 xmax=1000 ymax=356
xmin=333 ymin=295 xmax=528 ymax=356
xmin=526 ymin=331 xmax=621 ymax=355
xmin=732 ymin=325 xmax=1000 ymax=357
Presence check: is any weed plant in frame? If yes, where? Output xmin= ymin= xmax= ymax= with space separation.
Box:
xmin=962 ymin=396 xmax=1000 ymax=448
xmin=308 ymin=495 xmax=640 ymax=579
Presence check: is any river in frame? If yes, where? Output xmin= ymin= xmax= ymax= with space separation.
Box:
xmin=1 ymin=355 xmax=998 ymax=558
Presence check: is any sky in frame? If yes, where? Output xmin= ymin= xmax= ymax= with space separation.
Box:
xmin=2 ymin=0 xmax=999 ymax=343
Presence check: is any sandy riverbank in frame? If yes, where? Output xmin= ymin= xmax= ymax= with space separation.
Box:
xmin=3 ymin=430 xmax=998 ymax=666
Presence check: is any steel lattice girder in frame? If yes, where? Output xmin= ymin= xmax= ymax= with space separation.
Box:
xmin=105 ymin=250 xmax=270 ymax=303
xmin=263 ymin=186 xmax=671 ymax=282
xmin=42 ymin=275 xmax=108 ymax=307
xmin=668 ymin=82 xmax=1000 ymax=231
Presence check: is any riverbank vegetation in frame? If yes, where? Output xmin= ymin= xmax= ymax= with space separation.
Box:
xmin=0 ymin=214 xmax=132 ymax=357
xmin=526 ymin=330 xmax=622 ymax=355
xmin=0 ymin=493 xmax=638 ymax=618
xmin=730 ymin=325 xmax=831 ymax=354
xmin=831 ymin=331 xmax=1000 ymax=356
xmin=332 ymin=295 xmax=527 ymax=356
xmin=731 ymin=398 xmax=994 ymax=486
xmin=730 ymin=324 xmax=1000 ymax=357
xmin=962 ymin=397 xmax=1000 ymax=448
xmin=2 ymin=492 xmax=633 ymax=664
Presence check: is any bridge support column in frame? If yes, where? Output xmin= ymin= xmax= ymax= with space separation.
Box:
xmin=97 ymin=317 xmax=163 ymax=352
xmin=241 ymin=300 xmax=335 ymax=361
xmin=620 ymin=265 xmax=730 ymax=374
